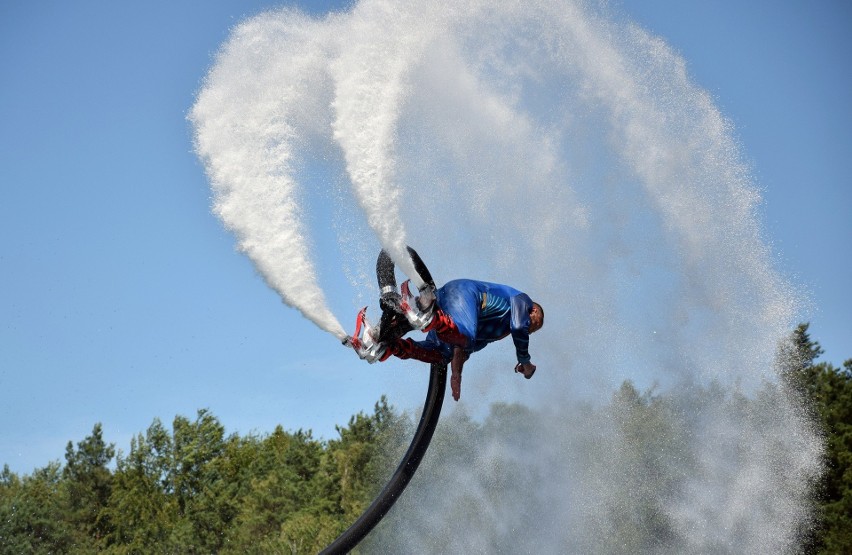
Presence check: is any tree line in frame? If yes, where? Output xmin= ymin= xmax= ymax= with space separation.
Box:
xmin=0 ymin=398 xmax=407 ymax=554
xmin=1 ymin=324 xmax=850 ymax=553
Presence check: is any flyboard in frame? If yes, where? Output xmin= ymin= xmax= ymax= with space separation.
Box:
xmin=321 ymin=248 xmax=446 ymax=554
xmin=345 ymin=248 xmax=437 ymax=363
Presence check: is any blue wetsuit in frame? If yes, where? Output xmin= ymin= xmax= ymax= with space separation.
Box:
xmin=414 ymin=279 xmax=535 ymax=364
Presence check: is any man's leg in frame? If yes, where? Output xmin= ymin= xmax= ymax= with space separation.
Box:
xmin=386 ymin=338 xmax=446 ymax=364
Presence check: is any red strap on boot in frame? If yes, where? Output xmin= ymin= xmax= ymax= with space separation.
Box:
xmin=423 ymin=308 xmax=468 ymax=348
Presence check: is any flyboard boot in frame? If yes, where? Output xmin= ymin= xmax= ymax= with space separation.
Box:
xmin=346 ymin=307 xmax=389 ymax=363
xmin=346 ymin=247 xmax=437 ymax=363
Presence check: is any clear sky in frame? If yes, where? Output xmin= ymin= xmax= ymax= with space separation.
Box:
xmin=1 ymin=0 xmax=850 ymax=475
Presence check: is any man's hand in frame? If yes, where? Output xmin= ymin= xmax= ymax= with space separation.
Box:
xmin=515 ymin=362 xmax=536 ymax=379
xmin=450 ymin=347 xmax=468 ymax=401
xmin=450 ymin=371 xmax=462 ymax=401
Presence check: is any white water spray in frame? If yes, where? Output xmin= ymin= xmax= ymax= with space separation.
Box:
xmin=190 ymin=11 xmax=348 ymax=339
xmin=191 ymin=0 xmax=821 ymax=551
xmin=327 ymin=1 xmax=443 ymax=288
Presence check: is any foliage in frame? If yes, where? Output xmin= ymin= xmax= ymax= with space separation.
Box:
xmin=63 ymin=422 xmax=116 ymax=548
xmin=0 ymin=462 xmax=72 ymax=554
xmin=781 ymin=324 xmax=852 ymax=553
xmin=0 ymin=398 xmax=404 ymax=555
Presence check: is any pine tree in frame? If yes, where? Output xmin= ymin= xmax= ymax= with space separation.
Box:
xmin=778 ymin=323 xmax=852 ymax=553
xmin=63 ymin=423 xmax=115 ymax=547
xmin=810 ymin=358 xmax=852 ymax=553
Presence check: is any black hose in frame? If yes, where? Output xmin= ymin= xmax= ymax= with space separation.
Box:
xmin=319 ymin=362 xmax=448 ymax=554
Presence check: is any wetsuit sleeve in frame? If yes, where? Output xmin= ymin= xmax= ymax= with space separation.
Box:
xmin=510 ymin=293 xmax=533 ymax=364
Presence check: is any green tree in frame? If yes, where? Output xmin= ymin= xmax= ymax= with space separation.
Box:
xmin=103 ymin=418 xmax=177 ymax=553
xmin=779 ymin=323 xmax=852 ymax=553
xmin=806 ymin=358 xmax=852 ymax=553
xmin=104 ymin=410 xmax=245 ymax=554
xmin=0 ymin=463 xmax=73 ymax=554
xmin=63 ymin=423 xmax=116 ymax=547
xmin=224 ymin=397 xmax=405 ymax=554
xmin=779 ymin=322 xmax=825 ymax=398
xmin=224 ymin=427 xmax=326 ymax=551
xmin=167 ymin=409 xmax=230 ymax=553
xmin=329 ymin=402 xmax=390 ymax=521
xmin=600 ymin=381 xmax=686 ymax=553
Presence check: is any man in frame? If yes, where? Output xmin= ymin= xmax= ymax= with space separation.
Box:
xmin=387 ymin=279 xmax=544 ymax=401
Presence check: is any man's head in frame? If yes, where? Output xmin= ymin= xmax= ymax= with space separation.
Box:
xmin=530 ymin=302 xmax=544 ymax=333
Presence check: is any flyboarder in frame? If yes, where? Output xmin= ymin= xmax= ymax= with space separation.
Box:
xmin=348 ymin=248 xmax=544 ymax=401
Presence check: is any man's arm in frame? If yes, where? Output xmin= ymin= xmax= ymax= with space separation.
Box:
xmin=509 ymin=293 xmax=534 ymax=364
xmin=450 ymin=346 xmax=469 ymax=401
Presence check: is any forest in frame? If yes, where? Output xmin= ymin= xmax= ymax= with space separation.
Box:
xmin=1 ymin=324 xmax=849 ymax=554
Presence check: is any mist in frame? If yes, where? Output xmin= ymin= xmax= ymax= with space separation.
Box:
xmin=190 ymin=0 xmax=822 ymax=551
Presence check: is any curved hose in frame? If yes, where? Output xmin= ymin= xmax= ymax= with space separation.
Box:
xmin=320 ymin=362 xmax=448 ymax=554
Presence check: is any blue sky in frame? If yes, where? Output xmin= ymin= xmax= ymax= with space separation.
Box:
xmin=1 ymin=0 xmax=849 ymax=475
